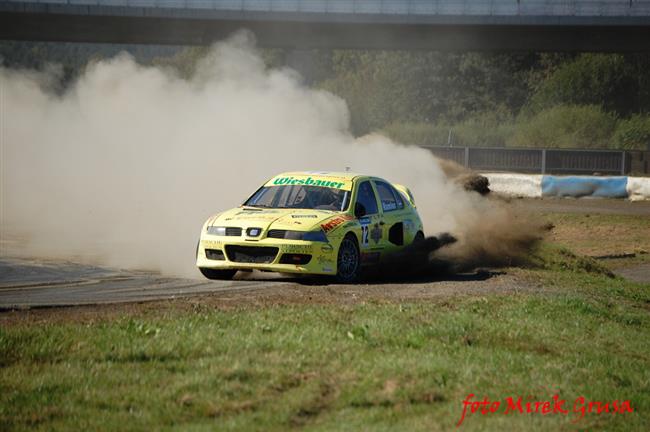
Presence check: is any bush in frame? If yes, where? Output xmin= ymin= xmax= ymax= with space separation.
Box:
xmin=612 ymin=114 xmax=650 ymax=150
xmin=508 ymin=105 xmax=617 ymax=148
xmin=382 ymin=112 xmax=514 ymax=148
xmin=451 ymin=111 xmax=514 ymax=147
xmin=383 ymin=107 xmax=649 ymax=151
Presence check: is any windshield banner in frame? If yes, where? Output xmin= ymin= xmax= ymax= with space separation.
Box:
xmin=266 ymin=175 xmax=353 ymax=191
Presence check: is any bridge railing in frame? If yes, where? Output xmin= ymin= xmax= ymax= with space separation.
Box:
xmin=8 ymin=0 xmax=650 ymax=16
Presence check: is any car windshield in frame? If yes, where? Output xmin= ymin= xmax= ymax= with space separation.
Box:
xmin=244 ymin=185 xmax=351 ymax=211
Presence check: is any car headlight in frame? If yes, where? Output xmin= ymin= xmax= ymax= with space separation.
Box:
xmin=207 ymin=226 xmax=226 ymax=236
xmin=298 ymin=230 xmax=328 ymax=242
xmin=275 ymin=230 xmax=328 ymax=242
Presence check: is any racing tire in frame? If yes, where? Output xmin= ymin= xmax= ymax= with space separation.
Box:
xmin=335 ymin=234 xmax=361 ymax=283
xmin=199 ymin=268 xmax=237 ymax=280
xmin=414 ymin=231 xmax=425 ymax=244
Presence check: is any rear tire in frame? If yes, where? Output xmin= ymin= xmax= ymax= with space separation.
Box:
xmin=335 ymin=234 xmax=361 ymax=283
xmin=199 ymin=268 xmax=237 ymax=280
xmin=414 ymin=231 xmax=425 ymax=244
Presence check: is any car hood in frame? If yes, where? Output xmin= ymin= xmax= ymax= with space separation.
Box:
xmin=206 ymin=207 xmax=343 ymax=232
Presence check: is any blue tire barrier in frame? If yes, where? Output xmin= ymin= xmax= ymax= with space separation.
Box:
xmin=485 ymin=173 xmax=650 ymax=200
xmin=541 ymin=176 xmax=629 ymax=198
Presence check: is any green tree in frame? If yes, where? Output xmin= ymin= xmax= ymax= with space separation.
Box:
xmin=528 ymin=54 xmax=643 ymax=116
xmin=320 ymin=51 xmax=534 ymax=135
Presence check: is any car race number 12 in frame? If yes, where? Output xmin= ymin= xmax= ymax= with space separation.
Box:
xmin=359 ymin=217 xmax=371 ymax=247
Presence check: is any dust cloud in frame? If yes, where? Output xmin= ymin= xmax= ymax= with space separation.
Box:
xmin=0 ymin=31 xmax=543 ymax=278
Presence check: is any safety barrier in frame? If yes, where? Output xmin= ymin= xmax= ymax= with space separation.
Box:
xmin=483 ymin=173 xmax=650 ymax=200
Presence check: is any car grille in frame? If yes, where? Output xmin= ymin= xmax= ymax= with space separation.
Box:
xmin=225 ymin=245 xmax=279 ymax=264
xmin=205 ymin=249 xmax=225 ymax=260
xmin=267 ymin=229 xmax=287 ymax=239
xmin=225 ymin=227 xmax=242 ymax=236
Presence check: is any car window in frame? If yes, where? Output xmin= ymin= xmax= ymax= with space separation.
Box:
xmin=390 ymin=186 xmax=405 ymax=209
xmin=374 ymin=181 xmax=402 ymax=212
xmin=355 ymin=181 xmax=378 ymax=216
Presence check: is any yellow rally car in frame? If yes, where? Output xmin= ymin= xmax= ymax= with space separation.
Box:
xmin=196 ymin=171 xmax=424 ymax=282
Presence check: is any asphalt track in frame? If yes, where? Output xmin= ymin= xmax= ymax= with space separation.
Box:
xmin=1 ymin=198 xmax=648 ymax=309
xmin=1 ymin=254 xmax=539 ymax=309
xmin=0 ymin=257 xmax=296 ymax=309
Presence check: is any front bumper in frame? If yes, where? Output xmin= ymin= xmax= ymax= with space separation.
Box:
xmin=196 ymin=236 xmax=337 ymax=275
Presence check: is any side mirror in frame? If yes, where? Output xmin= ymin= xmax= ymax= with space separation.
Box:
xmin=354 ymin=202 xmax=366 ymax=219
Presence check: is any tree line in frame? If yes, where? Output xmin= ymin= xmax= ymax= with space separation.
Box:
xmin=2 ymin=41 xmax=649 ymax=150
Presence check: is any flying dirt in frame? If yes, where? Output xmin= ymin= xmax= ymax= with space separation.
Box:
xmin=0 ymin=31 xmax=544 ymax=278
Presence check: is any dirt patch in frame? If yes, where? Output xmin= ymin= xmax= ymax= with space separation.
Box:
xmin=615 ymin=263 xmax=650 ymax=284
xmin=547 ymin=217 xmax=650 ymax=258
xmin=517 ymin=197 xmax=650 ymax=216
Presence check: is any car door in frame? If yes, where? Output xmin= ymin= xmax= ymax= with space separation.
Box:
xmin=372 ymin=180 xmax=411 ymax=252
xmin=353 ymin=180 xmax=384 ymax=264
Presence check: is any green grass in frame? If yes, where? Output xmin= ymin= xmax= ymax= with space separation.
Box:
xmin=1 ymin=245 xmax=650 ymax=431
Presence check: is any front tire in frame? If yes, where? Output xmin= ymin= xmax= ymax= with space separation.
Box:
xmin=199 ymin=268 xmax=237 ymax=280
xmin=335 ymin=234 xmax=361 ymax=283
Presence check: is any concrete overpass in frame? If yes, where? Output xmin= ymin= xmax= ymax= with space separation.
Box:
xmin=1 ymin=0 xmax=650 ymax=50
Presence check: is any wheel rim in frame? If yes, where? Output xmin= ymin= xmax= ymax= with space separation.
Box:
xmin=338 ymin=238 xmax=359 ymax=279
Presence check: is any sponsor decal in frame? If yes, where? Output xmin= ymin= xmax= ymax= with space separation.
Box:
xmin=291 ymin=214 xmax=318 ymax=218
xmin=321 ymin=215 xmax=353 ymax=233
xmin=322 ymin=266 xmax=333 ymax=272
xmin=456 ymin=393 xmax=634 ymax=427
xmin=370 ymin=223 xmax=383 ymax=244
xmin=404 ymin=219 xmax=415 ymax=233
xmin=317 ymin=255 xmax=334 ymax=265
xmin=321 ymin=244 xmax=334 ymax=253
xmin=235 ymin=215 xmax=278 ymax=221
xmin=268 ymin=176 xmax=351 ymax=190
xmin=236 ymin=210 xmax=278 ymax=215
xmin=202 ymin=240 xmax=223 ymax=248
xmin=283 ymin=244 xmax=312 ymax=253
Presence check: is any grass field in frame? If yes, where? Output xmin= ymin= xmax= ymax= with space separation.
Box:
xmin=1 ymin=211 xmax=649 ymax=431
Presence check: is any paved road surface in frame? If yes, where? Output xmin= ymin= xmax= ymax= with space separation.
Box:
xmin=0 ymin=257 xmax=292 ymax=308
xmin=0 ymin=256 xmax=533 ymax=309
